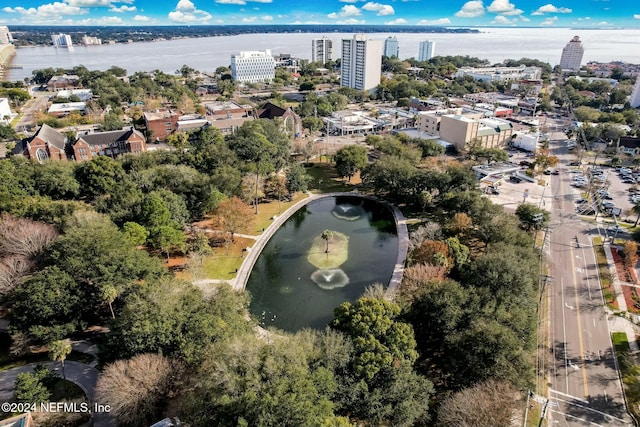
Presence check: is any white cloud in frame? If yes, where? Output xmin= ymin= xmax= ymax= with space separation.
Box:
xmin=76 ymin=16 xmax=124 ymax=24
xmin=3 ymin=2 xmax=87 ymax=17
xmin=215 ymin=0 xmax=246 ymax=4
xmin=533 ymin=4 xmax=572 ymax=14
xmin=540 ymin=16 xmax=558 ymax=25
xmin=455 ymin=1 xmax=485 ymax=18
xmin=362 ymin=2 xmax=394 ymax=16
xmin=327 ymin=5 xmax=361 ymax=18
xmin=577 ymin=16 xmax=591 ymax=20
xmin=168 ymin=0 xmax=211 ymax=22
xmin=241 ymin=16 xmax=256 ymax=22
xmin=487 ymin=0 xmax=522 ymax=15
xmin=339 ymin=0 xmax=359 ymax=2
xmin=597 ymin=21 xmax=610 ymax=25
xmin=492 ymin=15 xmax=516 ymax=24
xmin=109 ymin=5 xmax=136 ymax=12
xmin=385 ymin=18 xmax=407 ymax=24
xmin=291 ymin=20 xmax=325 ymax=24
xmin=519 ymin=15 xmax=530 ymax=21
xmin=337 ymin=18 xmax=365 ymax=24
xmin=250 ymin=0 xmax=272 ymax=3
xmin=634 ymin=14 xmax=640 ymax=19
xmin=133 ymin=14 xmax=150 ymax=21
xmin=417 ymin=17 xmax=451 ymax=25
xmin=66 ymin=0 xmax=112 ymax=6
xmin=261 ymin=15 xmax=273 ymax=20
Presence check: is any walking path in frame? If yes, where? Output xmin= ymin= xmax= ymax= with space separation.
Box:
xmin=0 ymin=361 xmax=115 ymax=426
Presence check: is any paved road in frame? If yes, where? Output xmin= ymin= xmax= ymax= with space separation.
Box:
xmin=0 ymin=361 xmax=115 ymax=426
xmin=546 ymin=134 xmax=634 ymax=426
xmin=14 ymin=91 xmax=48 ymax=133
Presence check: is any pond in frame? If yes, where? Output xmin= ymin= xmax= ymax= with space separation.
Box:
xmin=246 ymin=195 xmax=399 ymax=332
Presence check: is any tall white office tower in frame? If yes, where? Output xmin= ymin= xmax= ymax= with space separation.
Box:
xmin=418 ymin=40 xmax=435 ymax=62
xmin=51 ymin=33 xmax=73 ymax=48
xmin=383 ymin=36 xmax=399 ymax=58
xmin=230 ymin=50 xmax=276 ymax=83
xmin=559 ymin=36 xmax=584 ymax=72
xmin=340 ymin=34 xmax=383 ymax=91
xmin=0 ymin=26 xmax=13 ymax=44
xmin=630 ymin=77 xmax=640 ymax=108
xmin=312 ymin=37 xmax=333 ymax=64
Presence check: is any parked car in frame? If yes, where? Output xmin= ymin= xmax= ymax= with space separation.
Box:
xmin=510 ymin=175 xmax=523 ymax=183
xmin=552 ymin=170 xmax=560 ymax=175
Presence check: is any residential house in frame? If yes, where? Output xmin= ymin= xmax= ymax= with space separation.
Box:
xmin=72 ymin=127 xmax=146 ymax=161
xmin=618 ymin=137 xmax=640 ymax=156
xmin=47 ymin=74 xmax=81 ymax=91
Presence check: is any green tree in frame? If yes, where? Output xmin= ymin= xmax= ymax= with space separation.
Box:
xmin=48 ymin=339 xmax=72 ymax=379
xmin=334 ymin=145 xmax=369 ymax=182
xmin=13 ymin=365 xmax=57 ymax=404
xmin=331 ymin=297 xmax=418 ymax=380
xmin=321 ymin=229 xmax=334 ymax=253
xmin=515 ymin=203 xmax=550 ymax=231
xmin=122 ymin=221 xmax=149 ymax=246
xmin=302 ymin=116 xmax=324 ymax=133
xmin=101 ymin=285 xmax=118 ymax=319
xmin=214 ymin=196 xmax=255 ymax=242
xmin=155 ymin=225 xmax=186 ymax=261
xmin=286 ymin=162 xmax=311 ymax=194
xmin=104 ymin=280 xmax=251 ymax=365
xmin=102 ymin=111 xmax=124 ymax=131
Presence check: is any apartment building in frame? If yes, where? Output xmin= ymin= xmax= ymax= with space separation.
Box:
xmin=559 ymin=36 xmax=584 ymax=72
xmin=312 ymin=37 xmax=333 ymax=64
xmin=51 ymin=33 xmax=73 ymax=48
xmin=230 ymin=50 xmax=276 ymax=83
xmin=455 ymin=65 xmax=542 ymax=82
xmin=418 ymin=41 xmax=435 ymax=62
xmin=383 ymin=37 xmax=399 ymax=58
xmin=81 ymin=36 xmax=102 ymax=45
xmin=631 ymin=77 xmax=640 ymax=108
xmin=0 ymin=26 xmax=13 ymax=44
xmin=340 ymin=34 xmax=383 ymax=91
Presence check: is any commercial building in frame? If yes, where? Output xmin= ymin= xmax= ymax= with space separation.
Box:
xmin=418 ymin=41 xmax=435 ymax=62
xmin=51 ymin=33 xmax=73 ymax=48
xmin=311 ymin=37 xmax=333 ymax=64
xmin=631 ymin=77 xmax=640 ymax=108
xmin=383 ymin=36 xmax=399 ymax=58
xmin=72 ymin=128 xmax=146 ymax=161
xmin=144 ymin=109 xmax=179 ymax=141
xmin=47 ymin=102 xmax=86 ymax=117
xmin=0 ymin=98 xmax=14 ymax=124
xmin=230 ymin=50 xmax=276 ymax=83
xmin=559 ymin=36 xmax=584 ymax=72
xmin=455 ymin=65 xmax=542 ymax=82
xmin=0 ymin=26 xmax=13 ymax=44
xmin=416 ymin=109 xmax=514 ymax=152
xmin=340 ymin=34 xmax=383 ymax=92
xmin=81 ymin=36 xmax=102 ymax=45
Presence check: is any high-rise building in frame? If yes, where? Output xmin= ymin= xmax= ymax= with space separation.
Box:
xmin=51 ymin=33 xmax=73 ymax=48
xmin=311 ymin=37 xmax=333 ymax=64
xmin=81 ymin=36 xmax=102 ymax=46
xmin=340 ymin=34 xmax=383 ymax=91
xmin=559 ymin=36 xmax=584 ymax=72
xmin=383 ymin=36 xmax=399 ymax=58
xmin=418 ymin=40 xmax=435 ymax=62
xmin=631 ymin=77 xmax=640 ymax=108
xmin=0 ymin=26 xmax=13 ymax=44
xmin=230 ymin=50 xmax=276 ymax=83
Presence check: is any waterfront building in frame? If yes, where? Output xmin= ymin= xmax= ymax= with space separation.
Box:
xmin=383 ymin=36 xmax=399 ymax=58
xmin=230 ymin=50 xmax=276 ymax=83
xmin=81 ymin=36 xmax=102 ymax=46
xmin=340 ymin=34 xmax=383 ymax=92
xmin=0 ymin=98 xmax=14 ymax=124
xmin=311 ymin=37 xmax=333 ymax=64
xmin=418 ymin=41 xmax=435 ymax=62
xmin=455 ymin=65 xmax=542 ymax=82
xmin=0 ymin=26 xmax=13 ymax=44
xmin=559 ymin=36 xmax=584 ymax=72
xmin=631 ymin=77 xmax=640 ymax=108
xmin=51 ymin=33 xmax=73 ymax=48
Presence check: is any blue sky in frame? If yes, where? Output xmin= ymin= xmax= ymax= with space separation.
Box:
xmin=1 ymin=0 xmax=639 ymax=27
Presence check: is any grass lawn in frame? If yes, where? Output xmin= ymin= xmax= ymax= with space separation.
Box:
xmin=253 ymin=192 xmax=309 ymax=233
xmin=307 ymin=231 xmax=349 ymax=269
xmin=612 ymin=332 xmax=630 ymax=353
xmin=174 ymin=236 xmax=254 ymax=281
xmin=305 ymin=162 xmax=361 ymax=194
xmin=593 ymin=237 xmax=618 ymax=310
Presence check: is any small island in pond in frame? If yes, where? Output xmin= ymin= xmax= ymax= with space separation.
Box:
xmin=307 ymin=230 xmax=349 ymax=270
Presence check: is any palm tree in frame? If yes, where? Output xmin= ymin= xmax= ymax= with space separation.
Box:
xmin=321 ymin=229 xmax=333 ymax=253
xmin=633 ymin=202 xmax=640 ymax=227
xmin=101 ymin=285 xmax=118 ymax=319
xmin=49 ymin=339 xmax=72 ymax=379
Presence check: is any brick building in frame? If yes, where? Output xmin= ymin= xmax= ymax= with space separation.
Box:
xmin=143 ymin=109 xmax=179 ymax=142
xmin=72 ymin=127 xmax=146 ymax=161
xmin=20 ymin=123 xmax=68 ymax=162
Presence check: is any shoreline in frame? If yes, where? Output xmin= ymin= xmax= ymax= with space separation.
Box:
xmin=0 ymin=44 xmax=16 ymax=81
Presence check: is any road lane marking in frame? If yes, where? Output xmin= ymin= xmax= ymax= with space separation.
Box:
xmin=570 ymin=245 xmax=590 ymax=398
xmin=581 ymin=245 xmax=593 ymax=299
xmin=550 ymin=388 xmax=590 ymax=404
xmin=565 ymin=302 xmax=575 ymax=310
xmin=550 ymin=396 xmax=631 ymax=424
xmin=549 ymin=409 xmax=607 ymax=427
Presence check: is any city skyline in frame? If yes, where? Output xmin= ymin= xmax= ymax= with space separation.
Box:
xmin=0 ymin=0 xmax=638 ymax=28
